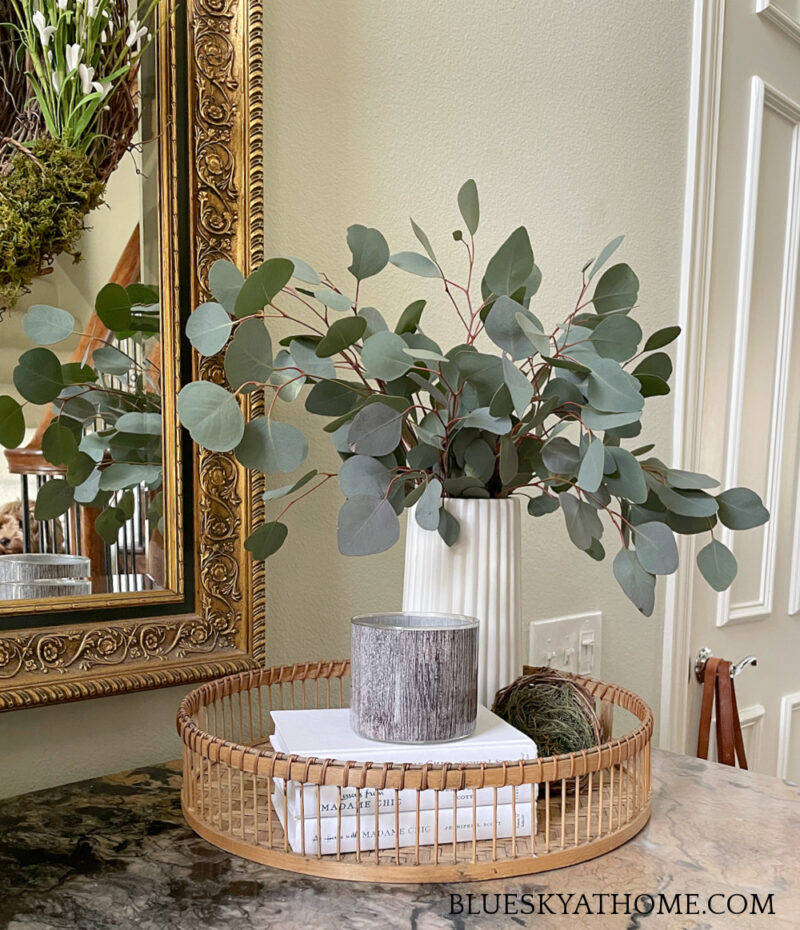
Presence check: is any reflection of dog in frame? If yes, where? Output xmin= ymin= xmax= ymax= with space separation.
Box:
xmin=0 ymin=500 xmax=64 ymax=554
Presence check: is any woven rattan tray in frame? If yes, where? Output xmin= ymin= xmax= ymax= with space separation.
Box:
xmin=177 ymin=661 xmax=652 ymax=882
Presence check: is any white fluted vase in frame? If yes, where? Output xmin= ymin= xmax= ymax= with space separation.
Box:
xmin=402 ymin=498 xmax=521 ymax=707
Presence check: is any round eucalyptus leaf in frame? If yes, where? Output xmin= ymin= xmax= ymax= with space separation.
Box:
xmin=284 ymin=256 xmax=320 ymax=285
xmin=644 ymin=325 xmax=681 ymax=352
xmin=587 ymin=235 xmax=624 ymax=281
xmin=410 ymin=217 xmax=437 ymax=262
xmin=437 ymin=506 xmax=460 ymax=546
xmin=457 ymin=179 xmax=480 ymax=236
xmin=262 ymin=469 xmax=318 ymax=502
xmin=633 ymin=351 xmax=672 ymax=381
xmin=115 ymin=412 xmax=162 ymax=435
xmin=527 ymin=494 xmax=560 ymax=517
xmin=652 ymin=483 xmax=718 ymax=518
xmin=665 ymin=468 xmax=719 ymax=490
xmin=604 ymin=446 xmax=647 ymax=504
xmin=23 ymin=305 xmax=75 ymax=345
xmin=34 ymin=478 xmax=74 ymax=521
xmin=501 ymin=356 xmax=533 ymax=418
xmin=589 ymin=314 xmax=642 ymax=362
xmin=0 ymin=396 xmax=25 ymax=449
xmin=233 ymin=258 xmax=294 ymax=318
xmin=358 ymin=306 xmax=389 ymax=337
xmin=186 ymin=301 xmax=233 ymax=356
xmin=66 ymin=451 xmax=97 ymax=487
xmin=542 ymin=437 xmax=581 ymax=475
xmin=632 ymin=520 xmax=678 ymax=575
xmin=177 ymin=381 xmax=244 ymax=452
xmin=95 ymin=283 xmax=132 ymax=331
xmin=389 ymin=251 xmax=440 ymax=277
xmin=95 ymin=507 xmax=126 ymax=544
xmin=460 ymin=407 xmax=510 ymax=434
xmin=362 ymin=331 xmax=413 ymax=381
xmin=338 ymin=454 xmax=392 ymax=499
xmin=79 ymin=432 xmax=108 ymax=462
xmin=60 ymin=362 xmax=96 ymax=385
xmin=716 ymin=487 xmax=769 ymax=530
xmin=225 ymin=319 xmax=272 ymax=392
xmin=235 ymin=417 xmax=308 ymax=474
xmin=73 ymin=467 xmax=102 ymax=504
xmin=347 ymin=402 xmax=404 ymax=456
xmin=415 ymin=478 xmax=443 ymax=531
xmin=41 ymin=422 xmax=78 ymax=466
xmin=99 ymin=463 xmax=161 ymax=491
xmin=585 ymin=358 xmax=643 ymax=414
xmin=482 ymin=226 xmax=534 ymax=297
xmin=484 ymin=296 xmax=538 ymax=360
xmin=314 ymin=287 xmax=354 ymax=311
xmin=634 ymin=374 xmax=670 ymax=398
xmin=347 ymin=224 xmax=390 ymax=281
xmin=245 ymin=521 xmax=289 ymax=559
xmin=92 ymin=346 xmax=134 ymax=375
xmin=208 ymin=260 xmax=245 ymax=314
xmin=591 ymin=263 xmax=639 ymax=315
xmin=696 ymin=539 xmax=738 ymax=592
xmin=13 ymin=347 xmax=63 ymax=404
xmin=613 ymin=548 xmax=655 ymax=616
xmin=289 ymin=338 xmax=334 ymax=379
xmin=395 ymin=299 xmax=426 ymax=335
xmin=316 ymin=317 xmax=367 ymax=358
xmin=269 ymin=351 xmax=304 ymax=403
xmin=559 ymin=492 xmax=603 ymax=550
xmin=576 ymin=435 xmax=604 ymax=493
xmin=337 ymin=495 xmax=400 ymax=556
xmin=305 ymin=380 xmax=364 ymax=416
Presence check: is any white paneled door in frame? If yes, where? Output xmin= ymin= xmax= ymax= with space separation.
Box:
xmin=665 ymin=0 xmax=800 ymax=776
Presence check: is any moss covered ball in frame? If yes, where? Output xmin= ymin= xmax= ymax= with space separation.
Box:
xmin=0 ymin=139 xmax=105 ymax=310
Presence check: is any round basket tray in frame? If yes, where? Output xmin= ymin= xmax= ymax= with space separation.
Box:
xmin=177 ymin=661 xmax=652 ymax=883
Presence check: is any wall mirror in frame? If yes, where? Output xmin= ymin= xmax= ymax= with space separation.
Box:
xmin=0 ymin=0 xmax=265 ymax=709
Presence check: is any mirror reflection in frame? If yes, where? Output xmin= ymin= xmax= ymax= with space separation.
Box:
xmin=0 ymin=0 xmax=168 ymax=604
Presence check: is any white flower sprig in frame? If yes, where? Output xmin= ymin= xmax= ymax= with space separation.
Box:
xmin=9 ymin=0 xmax=159 ymax=150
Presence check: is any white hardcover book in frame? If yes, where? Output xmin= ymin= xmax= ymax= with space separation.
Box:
xmin=270 ymin=729 xmax=536 ymax=817
xmin=272 ymin=780 xmax=534 ymax=856
xmin=270 ymin=705 xmax=537 ymax=764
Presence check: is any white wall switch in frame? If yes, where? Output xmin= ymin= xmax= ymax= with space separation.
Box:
xmin=528 ymin=611 xmax=603 ymax=677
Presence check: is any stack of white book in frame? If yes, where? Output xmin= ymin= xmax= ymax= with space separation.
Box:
xmin=269 ymin=705 xmax=537 ymax=855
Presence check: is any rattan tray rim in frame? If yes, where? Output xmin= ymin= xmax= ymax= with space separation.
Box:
xmin=177 ymin=661 xmax=653 ymax=791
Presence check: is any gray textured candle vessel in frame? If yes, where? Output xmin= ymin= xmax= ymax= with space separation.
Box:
xmin=0 ymin=553 xmax=90 ymax=582
xmin=350 ymin=612 xmax=479 ymax=744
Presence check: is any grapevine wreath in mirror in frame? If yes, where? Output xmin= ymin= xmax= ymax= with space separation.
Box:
xmin=0 ymin=0 xmax=155 ymax=311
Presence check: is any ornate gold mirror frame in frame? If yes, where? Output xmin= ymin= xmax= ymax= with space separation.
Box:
xmin=0 ymin=0 xmax=265 ymax=710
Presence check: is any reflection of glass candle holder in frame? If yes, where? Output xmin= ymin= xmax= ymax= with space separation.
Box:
xmin=0 ymin=554 xmax=91 ymax=582
xmin=350 ymin=612 xmax=479 ymax=744
xmin=0 ymin=578 xmax=93 ymax=600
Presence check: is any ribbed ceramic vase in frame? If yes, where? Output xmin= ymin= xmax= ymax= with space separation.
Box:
xmin=402 ymin=498 xmax=521 ymax=707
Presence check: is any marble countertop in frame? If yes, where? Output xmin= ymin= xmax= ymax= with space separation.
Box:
xmin=1 ymin=750 xmax=798 ymax=930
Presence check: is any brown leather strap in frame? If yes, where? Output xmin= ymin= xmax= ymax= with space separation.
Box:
xmin=696 ymin=656 xmax=748 ymax=768
xmin=730 ymin=678 xmax=748 ymax=770
xmin=715 ymin=660 xmax=736 ymax=766
xmin=697 ymin=656 xmax=721 ymax=760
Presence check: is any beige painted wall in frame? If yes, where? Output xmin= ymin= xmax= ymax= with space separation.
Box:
xmin=0 ymin=0 xmax=692 ymax=799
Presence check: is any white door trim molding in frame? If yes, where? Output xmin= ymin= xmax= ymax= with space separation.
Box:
xmin=660 ymin=0 xmax=725 ymax=753
xmin=715 ymin=78 xmax=800 ymax=627
xmin=777 ymin=691 xmax=800 ymax=778
xmin=757 ymin=0 xmax=800 ymax=45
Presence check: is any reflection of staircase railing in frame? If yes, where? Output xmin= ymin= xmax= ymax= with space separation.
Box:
xmin=3 ymin=226 xmax=141 ymax=579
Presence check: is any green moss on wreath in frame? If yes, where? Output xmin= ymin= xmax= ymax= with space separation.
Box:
xmin=0 ymin=139 xmax=105 ymax=310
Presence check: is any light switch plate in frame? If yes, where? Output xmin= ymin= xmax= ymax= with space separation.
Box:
xmin=528 ymin=611 xmax=603 ymax=677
